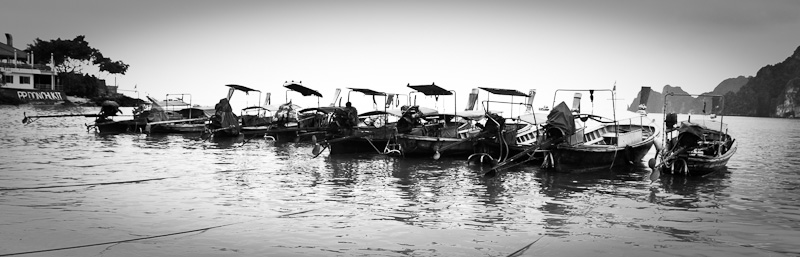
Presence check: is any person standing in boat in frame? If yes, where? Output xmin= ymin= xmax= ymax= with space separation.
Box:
xmin=344 ymin=102 xmax=358 ymax=128
xmin=97 ymin=100 xmax=123 ymax=121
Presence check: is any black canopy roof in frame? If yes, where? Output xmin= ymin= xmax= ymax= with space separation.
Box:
xmin=479 ymin=87 xmax=529 ymax=97
xmin=284 ymin=81 xmax=323 ymax=97
xmin=407 ymin=83 xmax=452 ymax=96
xmin=225 ymin=84 xmax=259 ymax=93
xmin=348 ymin=88 xmax=386 ymax=96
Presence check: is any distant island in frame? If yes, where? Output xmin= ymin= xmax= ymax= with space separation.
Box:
xmin=629 ymin=45 xmax=800 ymax=118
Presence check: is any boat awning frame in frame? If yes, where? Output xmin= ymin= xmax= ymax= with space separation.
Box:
xmin=285 ymin=82 xmax=323 ymax=97
xmin=347 ymin=88 xmax=386 ymax=96
xmin=226 ymin=84 xmax=260 ymax=93
xmin=407 ymin=83 xmax=452 ymax=96
xmin=479 ymin=87 xmax=529 ymax=97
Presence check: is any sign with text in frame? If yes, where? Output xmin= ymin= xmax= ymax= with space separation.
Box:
xmin=0 ymin=88 xmax=66 ymax=103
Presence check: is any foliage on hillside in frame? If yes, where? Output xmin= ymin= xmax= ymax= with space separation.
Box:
xmin=629 ymin=45 xmax=800 ymax=117
xmin=724 ymin=46 xmax=800 ymax=117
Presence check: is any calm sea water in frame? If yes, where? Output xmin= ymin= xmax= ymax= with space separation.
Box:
xmin=1 ymin=105 xmax=798 ymax=257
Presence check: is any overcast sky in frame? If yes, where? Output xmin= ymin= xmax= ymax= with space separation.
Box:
xmin=3 ymin=0 xmax=799 ymax=111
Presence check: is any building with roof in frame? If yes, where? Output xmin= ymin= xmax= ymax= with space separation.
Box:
xmin=1 ymin=33 xmax=63 ymax=104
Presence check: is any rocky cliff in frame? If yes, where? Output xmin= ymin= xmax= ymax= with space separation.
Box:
xmin=725 ymin=45 xmax=800 ymax=117
xmin=629 ymin=45 xmax=800 ymax=117
xmin=775 ymin=78 xmax=800 ymax=117
xmin=629 ymin=84 xmax=737 ymax=114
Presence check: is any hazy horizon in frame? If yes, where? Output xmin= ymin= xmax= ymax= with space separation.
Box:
xmin=3 ymin=0 xmax=799 ymax=111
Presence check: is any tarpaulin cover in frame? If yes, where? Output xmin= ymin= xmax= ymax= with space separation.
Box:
xmin=676 ymin=121 xmax=708 ymax=148
xmin=545 ymin=101 xmax=575 ymax=136
xmin=677 ymin=121 xmax=706 ymax=139
xmin=215 ymin=98 xmax=240 ymax=130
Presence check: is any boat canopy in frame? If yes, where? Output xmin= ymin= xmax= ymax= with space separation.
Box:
xmin=242 ymin=105 xmax=278 ymax=112
xmin=284 ymin=82 xmax=323 ymax=97
xmin=299 ymin=106 xmax=342 ymax=114
xmin=359 ymin=110 xmax=403 ymax=117
xmin=348 ymin=88 xmax=386 ymax=96
xmin=407 ymin=83 xmax=452 ymax=96
xmin=226 ymin=84 xmax=259 ymax=93
xmin=479 ymin=87 xmax=529 ymax=97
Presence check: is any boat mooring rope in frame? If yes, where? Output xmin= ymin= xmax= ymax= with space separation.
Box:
xmin=0 ymin=208 xmax=317 ymax=257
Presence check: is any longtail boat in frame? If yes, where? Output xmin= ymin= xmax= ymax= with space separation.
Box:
xmin=265 ymin=81 xmax=331 ymax=142
xmin=22 ymin=100 xmax=147 ymax=133
xmin=392 ymin=83 xmax=484 ymax=158
xmin=143 ymin=94 xmax=211 ymax=133
xmin=467 ymin=87 xmax=548 ymax=165
xmin=486 ymin=87 xmax=658 ymax=176
xmin=318 ymin=88 xmax=400 ymax=155
xmin=206 ymin=84 xmax=260 ymax=138
xmin=649 ymin=93 xmax=736 ymax=177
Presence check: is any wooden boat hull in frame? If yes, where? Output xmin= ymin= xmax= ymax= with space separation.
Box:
xmin=547 ymin=123 xmax=658 ymax=172
xmin=395 ymin=134 xmax=475 ymax=157
xmin=327 ymin=127 xmax=396 ymax=155
xmin=263 ymin=127 xmax=329 ymax=143
xmin=661 ymin=143 xmax=737 ymax=177
xmin=473 ymin=139 xmax=545 ymax=164
xmin=328 ymin=138 xmax=391 ymax=155
xmin=94 ymin=119 xmax=146 ymax=133
xmin=149 ymin=123 xmax=206 ymax=133
xmin=549 ymin=138 xmax=654 ymax=172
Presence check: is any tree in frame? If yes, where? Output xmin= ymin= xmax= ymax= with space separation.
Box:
xmin=26 ymin=35 xmax=129 ymax=75
xmin=25 ymin=35 xmax=130 ymax=98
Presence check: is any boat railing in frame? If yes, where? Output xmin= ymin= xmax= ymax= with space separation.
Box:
xmin=480 ymin=99 xmax=533 ymax=121
xmin=614 ymin=115 xmax=656 ymax=134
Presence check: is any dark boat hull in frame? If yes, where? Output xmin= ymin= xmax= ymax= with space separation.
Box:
xmin=395 ymin=134 xmax=475 ymax=157
xmin=149 ymin=123 xmax=206 ymax=133
xmin=660 ymin=144 xmax=737 ymax=177
xmin=326 ymin=127 xmax=396 ymax=155
xmin=94 ymin=119 xmax=146 ymax=133
xmin=473 ymin=139 xmax=546 ymax=164
xmin=549 ymin=139 xmax=654 ymax=172
xmin=328 ymin=138 xmax=390 ymax=155
xmin=264 ymin=127 xmax=329 ymax=143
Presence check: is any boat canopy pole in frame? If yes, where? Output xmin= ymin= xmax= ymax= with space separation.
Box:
xmin=166 ymin=93 xmax=192 ymax=118
xmin=553 ymin=88 xmax=618 ymax=145
xmin=526 ymin=89 xmax=536 ymax=113
xmin=663 ymin=92 xmax=726 ymax=141
xmin=449 ymin=90 xmax=457 ymax=117
xmin=612 ymin=88 xmax=618 ymax=146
